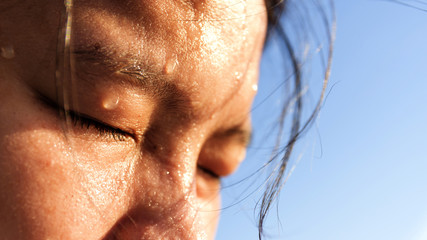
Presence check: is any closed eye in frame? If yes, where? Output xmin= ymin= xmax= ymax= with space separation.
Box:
xmin=197 ymin=164 xmax=220 ymax=179
xmin=35 ymin=91 xmax=133 ymax=142
xmin=65 ymin=110 xmax=132 ymax=142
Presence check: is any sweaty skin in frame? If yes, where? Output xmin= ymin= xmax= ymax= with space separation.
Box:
xmin=0 ymin=0 xmax=267 ymax=239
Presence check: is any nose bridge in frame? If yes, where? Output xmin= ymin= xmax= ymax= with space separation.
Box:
xmin=133 ymin=139 xmax=201 ymax=204
xmin=155 ymin=131 xmax=202 ymax=198
xmin=116 ymin=130 xmax=206 ymax=239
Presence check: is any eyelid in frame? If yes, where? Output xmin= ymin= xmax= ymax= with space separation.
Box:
xmin=65 ymin=110 xmax=134 ymax=142
xmin=197 ymin=164 xmax=220 ymax=179
xmin=35 ymin=91 xmax=135 ymax=142
xmin=214 ymin=127 xmax=252 ymax=147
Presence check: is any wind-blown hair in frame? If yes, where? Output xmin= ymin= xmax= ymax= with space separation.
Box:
xmin=260 ymin=0 xmax=335 ymax=238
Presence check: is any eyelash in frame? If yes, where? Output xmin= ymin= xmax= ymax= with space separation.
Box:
xmin=65 ymin=110 xmax=130 ymax=141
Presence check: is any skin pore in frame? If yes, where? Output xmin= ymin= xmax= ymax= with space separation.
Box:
xmin=0 ymin=0 xmax=267 ymax=239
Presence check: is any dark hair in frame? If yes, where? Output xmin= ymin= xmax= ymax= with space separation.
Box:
xmin=259 ymin=0 xmax=335 ymax=238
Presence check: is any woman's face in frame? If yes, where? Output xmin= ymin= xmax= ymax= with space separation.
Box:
xmin=0 ymin=0 xmax=266 ymax=239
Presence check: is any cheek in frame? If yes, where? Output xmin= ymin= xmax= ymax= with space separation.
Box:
xmin=0 ymin=132 xmax=133 ymax=239
xmin=65 ymin=137 xmax=138 ymax=211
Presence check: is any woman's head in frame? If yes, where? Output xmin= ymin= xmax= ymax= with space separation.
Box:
xmin=0 ymin=0 xmax=269 ymax=239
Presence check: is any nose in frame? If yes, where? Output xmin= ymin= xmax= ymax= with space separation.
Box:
xmin=104 ymin=198 xmax=205 ymax=240
xmin=103 ymin=135 xmax=213 ymax=240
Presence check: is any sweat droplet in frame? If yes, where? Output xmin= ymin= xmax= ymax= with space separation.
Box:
xmin=234 ymin=71 xmax=243 ymax=80
xmin=102 ymin=95 xmax=120 ymax=110
xmin=165 ymin=57 xmax=178 ymax=74
xmin=1 ymin=46 xmax=15 ymax=59
xmin=252 ymin=84 xmax=258 ymax=92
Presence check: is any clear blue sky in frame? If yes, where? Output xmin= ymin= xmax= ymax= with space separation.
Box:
xmin=217 ymin=1 xmax=427 ymax=239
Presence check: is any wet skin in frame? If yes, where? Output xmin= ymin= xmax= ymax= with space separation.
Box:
xmin=0 ymin=0 xmax=267 ymax=239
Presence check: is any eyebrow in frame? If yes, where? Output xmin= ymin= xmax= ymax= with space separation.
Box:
xmin=73 ymin=45 xmax=193 ymax=117
xmin=73 ymin=44 xmax=252 ymax=147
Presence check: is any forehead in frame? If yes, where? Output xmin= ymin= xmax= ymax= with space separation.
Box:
xmin=74 ymin=0 xmax=267 ymax=59
xmin=72 ymin=0 xmax=267 ymax=120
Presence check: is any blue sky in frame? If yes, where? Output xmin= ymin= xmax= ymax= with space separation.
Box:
xmin=217 ymin=1 xmax=427 ymax=239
